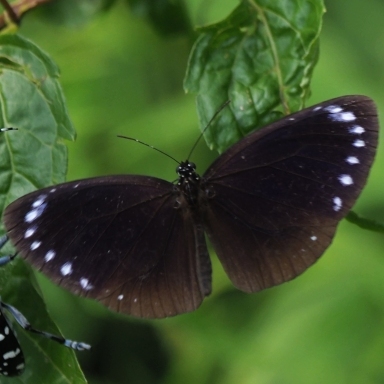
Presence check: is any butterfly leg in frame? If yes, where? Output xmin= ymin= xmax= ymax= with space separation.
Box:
xmin=1 ymin=300 xmax=91 ymax=351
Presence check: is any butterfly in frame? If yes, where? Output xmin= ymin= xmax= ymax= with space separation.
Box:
xmin=2 ymin=95 xmax=378 ymax=318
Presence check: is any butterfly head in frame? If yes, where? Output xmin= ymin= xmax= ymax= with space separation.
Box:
xmin=176 ymin=161 xmax=199 ymax=184
xmin=175 ymin=161 xmax=202 ymax=206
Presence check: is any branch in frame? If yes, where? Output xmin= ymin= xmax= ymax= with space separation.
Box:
xmin=0 ymin=0 xmax=52 ymax=28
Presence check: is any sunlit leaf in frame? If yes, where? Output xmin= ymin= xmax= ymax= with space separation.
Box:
xmin=185 ymin=0 xmax=325 ymax=152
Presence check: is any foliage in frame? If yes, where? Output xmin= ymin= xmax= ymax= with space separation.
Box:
xmin=0 ymin=0 xmax=382 ymax=383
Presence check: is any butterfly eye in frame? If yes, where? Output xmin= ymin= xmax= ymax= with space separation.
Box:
xmin=189 ymin=162 xmax=196 ymax=170
xmin=205 ymin=186 xmax=216 ymax=199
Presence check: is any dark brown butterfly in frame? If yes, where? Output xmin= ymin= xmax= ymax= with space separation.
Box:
xmin=2 ymin=95 xmax=379 ymax=318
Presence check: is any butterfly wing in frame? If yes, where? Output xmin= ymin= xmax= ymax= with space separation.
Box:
xmin=202 ymin=95 xmax=378 ymax=292
xmin=4 ymin=176 xmax=211 ymax=318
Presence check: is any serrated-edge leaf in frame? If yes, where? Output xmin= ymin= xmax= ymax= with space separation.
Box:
xmin=0 ymin=34 xmax=75 ymax=141
xmin=184 ymin=0 xmax=325 ymax=153
xmin=0 ymin=34 xmax=75 ymax=206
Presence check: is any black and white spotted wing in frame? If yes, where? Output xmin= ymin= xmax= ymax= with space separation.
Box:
xmin=3 ymin=95 xmax=379 ymax=318
xmin=0 ymin=302 xmax=24 ymax=376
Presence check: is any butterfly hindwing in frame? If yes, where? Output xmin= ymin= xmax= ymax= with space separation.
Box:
xmin=202 ymin=96 xmax=378 ymax=292
xmin=4 ymin=176 xmax=211 ymax=318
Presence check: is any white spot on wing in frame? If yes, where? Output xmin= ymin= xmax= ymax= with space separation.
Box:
xmin=30 ymin=241 xmax=41 ymax=250
xmin=117 ymin=294 xmax=124 ymax=301
xmin=338 ymin=174 xmax=353 ymax=186
xmin=325 ymin=105 xmax=343 ymax=113
xmin=32 ymin=195 xmax=47 ymax=208
xmin=328 ymin=110 xmax=356 ymax=122
xmin=310 ymin=236 xmax=317 ymax=241
xmin=346 ymin=156 xmax=359 ymax=164
xmin=3 ymin=348 xmax=21 ymax=360
xmin=333 ymin=196 xmax=342 ymax=211
xmin=45 ymin=250 xmax=56 ymax=262
xmin=24 ymin=226 xmax=37 ymax=238
xmin=353 ymin=139 xmax=365 ymax=147
xmin=313 ymin=106 xmax=322 ymax=111
xmin=341 ymin=112 xmax=356 ymax=121
xmin=24 ymin=203 xmax=47 ymax=223
xmin=349 ymin=125 xmax=365 ymax=134
xmin=60 ymin=262 xmax=73 ymax=276
xmin=80 ymin=278 xmax=93 ymax=291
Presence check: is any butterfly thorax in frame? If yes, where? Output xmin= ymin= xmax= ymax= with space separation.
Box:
xmin=175 ymin=161 xmax=202 ymax=207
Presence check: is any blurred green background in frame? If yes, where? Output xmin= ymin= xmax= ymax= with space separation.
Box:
xmin=11 ymin=0 xmax=384 ymax=383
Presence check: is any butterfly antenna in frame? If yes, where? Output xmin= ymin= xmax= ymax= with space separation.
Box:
xmin=117 ymin=135 xmax=180 ymax=164
xmin=187 ymin=100 xmax=231 ymax=160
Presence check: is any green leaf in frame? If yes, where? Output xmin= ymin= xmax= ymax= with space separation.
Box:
xmin=0 ymin=34 xmax=85 ymax=382
xmin=185 ymin=0 xmax=325 ymax=153
xmin=127 ymin=0 xmax=192 ymax=36
xmin=0 ymin=34 xmax=75 ymax=206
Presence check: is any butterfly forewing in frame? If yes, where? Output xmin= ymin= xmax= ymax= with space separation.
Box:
xmin=4 ymin=176 xmax=211 ymax=318
xmin=202 ymin=96 xmax=378 ymax=292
